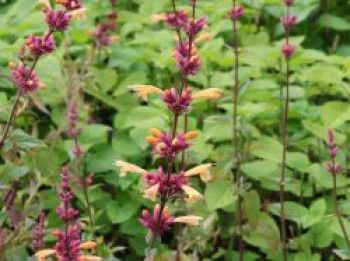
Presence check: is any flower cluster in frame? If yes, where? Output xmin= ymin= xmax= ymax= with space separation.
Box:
xmin=146 ymin=128 xmax=198 ymax=160
xmin=115 ymin=160 xmax=213 ymax=236
xmin=93 ymin=0 xmax=119 ymax=48
xmin=35 ymin=167 xmax=101 ymax=261
xmin=164 ymin=10 xmax=189 ymax=28
xmin=281 ymin=1 xmax=297 ymax=58
xmin=325 ymin=129 xmax=342 ymax=176
xmin=67 ymin=100 xmax=82 ymax=139
xmin=44 ymin=9 xmax=72 ymax=32
xmin=228 ymin=5 xmax=245 ymax=21
xmin=162 ymin=6 xmax=207 ymax=76
xmin=10 ymin=62 xmax=43 ymax=93
xmin=115 ymin=1 xmax=223 ymax=252
xmin=32 ymin=212 xmax=46 ymax=251
xmin=162 ymin=88 xmax=192 ymax=113
xmin=9 ymin=0 xmax=84 ymax=93
xmin=25 ymin=34 xmax=55 ymax=57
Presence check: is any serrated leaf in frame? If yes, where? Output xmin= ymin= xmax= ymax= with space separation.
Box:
xmin=205 ymin=180 xmax=237 ymax=211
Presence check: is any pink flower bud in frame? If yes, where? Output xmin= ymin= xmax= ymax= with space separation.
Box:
xmin=284 ymin=0 xmax=293 ymax=6
xmin=228 ymin=6 xmax=245 ymax=21
xmin=281 ymin=14 xmax=297 ymax=32
xmin=282 ymin=44 xmax=296 ymax=58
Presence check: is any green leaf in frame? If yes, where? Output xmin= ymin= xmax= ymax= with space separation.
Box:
xmin=303 ymin=120 xmax=346 ymax=144
xmin=203 ymin=115 xmax=232 ymax=142
xmin=9 ymin=129 xmax=45 ymax=150
xmin=244 ymin=213 xmax=281 ymax=252
xmin=87 ymin=145 xmax=119 ymax=173
xmin=294 ymin=252 xmax=321 ymax=261
xmin=0 ymin=165 xmax=29 ymax=184
xmin=79 ymin=124 xmax=111 ymax=146
xmin=106 ymin=193 xmax=140 ymax=224
xmin=205 ymin=180 xmax=237 ymax=211
xmin=241 ymin=160 xmax=279 ymax=181
xmin=243 ymin=190 xmax=261 ymax=228
xmin=319 ymin=14 xmax=350 ymax=31
xmin=92 ymin=67 xmax=118 ymax=92
xmin=321 ymin=102 xmax=350 ymax=128
xmin=249 ymin=136 xmax=282 ymax=163
xmin=268 ymin=201 xmax=308 ymax=225
xmin=302 ymin=199 xmax=326 ymax=228
xmin=124 ymin=106 xmax=168 ymax=130
xmin=333 ymin=250 xmax=350 ymax=260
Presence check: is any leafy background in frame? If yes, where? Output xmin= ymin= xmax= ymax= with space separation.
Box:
xmin=1 ymin=0 xmax=350 ymax=260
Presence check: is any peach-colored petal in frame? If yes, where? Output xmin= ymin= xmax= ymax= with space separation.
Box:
xmin=151 ymin=13 xmax=166 ymax=23
xmin=174 ymin=215 xmax=203 ymax=226
xmin=38 ymin=0 xmax=51 ymax=8
xmin=150 ymin=128 xmax=162 ymax=138
xmin=128 ymin=85 xmax=163 ymax=101
xmin=184 ymin=131 xmax=199 ymax=140
xmin=79 ymin=256 xmax=103 ymax=261
xmin=146 ymin=136 xmax=159 ymax=145
xmin=110 ymin=35 xmax=121 ymax=42
xmin=195 ymin=32 xmax=213 ymax=44
xmin=192 ymin=88 xmax=224 ymax=100
xmin=80 ymin=241 xmax=97 ymax=250
xmin=35 ymin=249 xmax=56 ymax=258
xmin=115 ymin=160 xmax=147 ymax=177
xmin=143 ymin=183 xmax=160 ymax=201
xmin=185 ymin=164 xmax=213 ymax=182
xmin=182 ymin=185 xmax=203 ymax=202
xmin=70 ymin=8 xmax=87 ymax=20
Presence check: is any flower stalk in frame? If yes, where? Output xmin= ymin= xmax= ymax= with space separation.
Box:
xmin=228 ymin=1 xmax=245 ymax=260
xmin=116 ymin=2 xmax=223 ymax=259
xmin=279 ymin=0 xmax=297 ymax=260
xmin=67 ymin=99 xmax=95 ymax=237
xmin=325 ymin=130 xmax=350 ymax=248
xmin=0 ymin=0 xmax=84 ymax=150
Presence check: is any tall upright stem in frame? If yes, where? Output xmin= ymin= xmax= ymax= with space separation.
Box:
xmin=331 ymin=165 xmax=350 ymax=248
xmin=74 ymin=138 xmax=94 ymax=237
xmin=0 ymin=90 xmax=22 ymax=149
xmin=231 ymin=0 xmax=244 ymax=260
xmin=148 ymin=0 xmax=197 ymax=254
xmin=0 ymin=28 xmax=52 ymax=150
xmin=280 ymin=6 xmax=291 ymax=261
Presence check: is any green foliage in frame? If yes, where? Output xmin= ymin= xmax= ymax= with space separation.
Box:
xmin=1 ymin=0 xmax=350 ymax=260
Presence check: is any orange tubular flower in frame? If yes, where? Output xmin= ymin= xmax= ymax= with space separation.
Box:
xmin=128 ymin=85 xmax=164 ymax=101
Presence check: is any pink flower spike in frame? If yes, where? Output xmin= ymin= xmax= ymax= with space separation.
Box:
xmin=281 ymin=14 xmax=297 ymax=32
xmin=25 ymin=34 xmax=56 ymax=57
xmin=139 ymin=205 xmax=174 ymax=236
xmin=164 ymin=10 xmax=189 ymax=28
xmin=45 ymin=8 xmax=72 ymax=32
xmin=11 ymin=63 xmax=40 ymax=93
xmin=228 ymin=5 xmax=245 ymax=21
xmin=284 ymin=0 xmax=294 ymax=6
xmin=282 ymin=44 xmax=296 ymax=58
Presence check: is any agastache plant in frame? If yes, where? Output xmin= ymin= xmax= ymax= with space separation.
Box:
xmin=92 ymin=0 xmax=119 ymax=62
xmin=116 ymin=0 xmax=223 ymax=259
xmin=279 ymin=0 xmax=297 ymax=260
xmin=0 ymin=0 xmax=85 ymax=149
xmin=325 ymin=130 xmax=350 ymax=248
xmin=35 ymin=166 xmax=101 ymax=261
xmin=228 ymin=1 xmax=245 ymax=260
xmin=67 ymin=98 xmax=95 ymax=236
